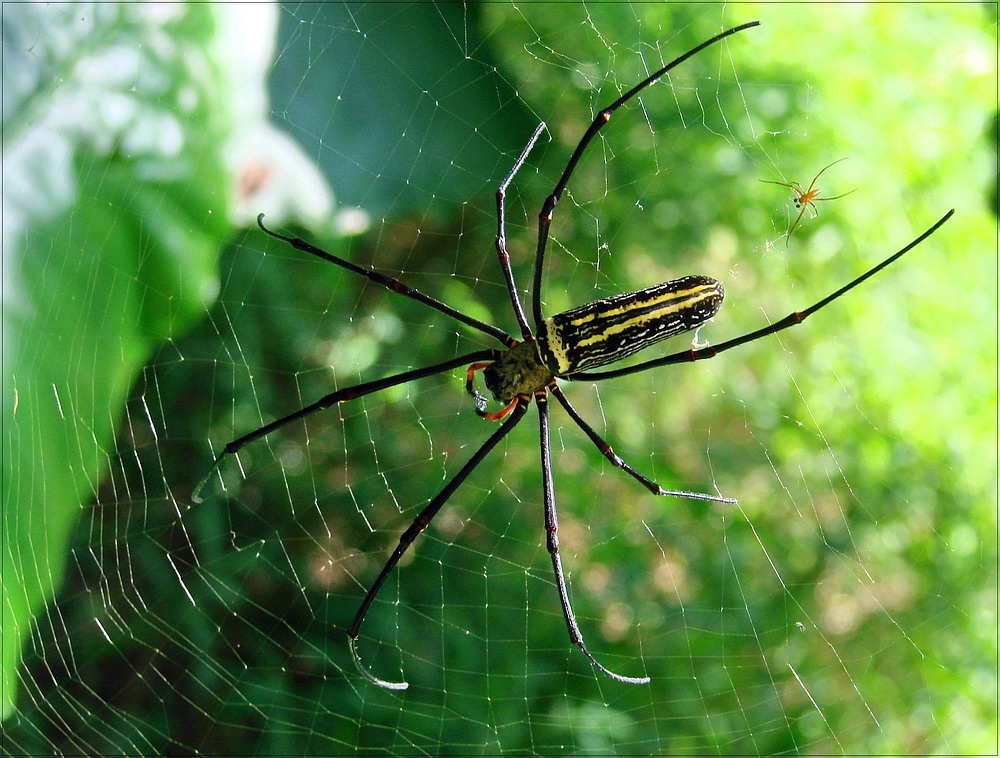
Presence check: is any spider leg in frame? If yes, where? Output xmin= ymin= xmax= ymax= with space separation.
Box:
xmin=191 ymin=349 xmax=502 ymax=502
xmin=536 ymin=389 xmax=651 ymax=685
xmin=815 ymin=188 xmax=858 ymax=202
xmin=348 ymin=397 xmax=530 ymax=690
xmin=257 ymin=214 xmax=515 ymax=347
xmin=784 ymin=201 xmax=812 ymax=245
xmin=805 ymin=156 xmax=849 ymax=195
xmin=758 ymin=179 xmax=797 ymax=191
xmin=531 ymin=22 xmax=760 ymax=332
xmin=497 ymin=122 xmax=548 ymax=339
xmin=569 ymin=210 xmax=954 ymax=382
xmin=549 ymin=384 xmax=735 ymax=504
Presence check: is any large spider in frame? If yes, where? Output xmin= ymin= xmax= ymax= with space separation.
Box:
xmin=193 ymin=21 xmax=952 ymax=690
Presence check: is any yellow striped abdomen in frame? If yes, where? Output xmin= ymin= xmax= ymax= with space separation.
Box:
xmin=536 ymin=275 xmax=724 ymax=375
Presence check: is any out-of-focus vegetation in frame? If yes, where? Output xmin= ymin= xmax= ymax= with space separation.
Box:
xmin=1 ymin=2 xmax=233 ymax=724
xmin=3 ymin=3 xmax=994 ymax=755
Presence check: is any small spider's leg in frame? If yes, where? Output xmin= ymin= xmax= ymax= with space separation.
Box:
xmin=815 ymin=188 xmax=858 ymax=202
xmin=347 ymin=397 xmax=530 ymax=690
xmin=497 ymin=123 xmax=548 ymax=340
xmin=570 ymin=210 xmax=954 ymax=382
xmin=536 ymin=389 xmax=651 ymax=685
xmin=191 ymin=349 xmax=501 ymax=502
xmin=549 ymin=384 xmax=736 ymax=504
xmin=758 ymin=179 xmax=796 ymax=190
xmin=257 ymin=214 xmax=515 ymax=348
xmin=784 ymin=201 xmax=812 ymax=244
xmin=761 ymin=177 xmax=811 ymax=244
xmin=805 ymin=157 xmax=849 ymax=195
xmin=531 ymin=22 xmax=760 ymax=334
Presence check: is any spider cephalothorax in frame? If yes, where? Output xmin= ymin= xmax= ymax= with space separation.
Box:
xmin=193 ymin=20 xmax=952 ymax=691
xmin=481 ymin=341 xmax=553 ymax=404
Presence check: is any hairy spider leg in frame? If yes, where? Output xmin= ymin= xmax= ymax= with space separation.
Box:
xmin=530 ymin=21 xmax=762 ymax=332
xmin=348 ymin=397 xmax=531 ymax=690
xmin=570 ymin=210 xmax=954 ymax=382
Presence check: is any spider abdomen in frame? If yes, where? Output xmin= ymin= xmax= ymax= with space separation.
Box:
xmin=536 ymin=275 xmax=724 ymax=375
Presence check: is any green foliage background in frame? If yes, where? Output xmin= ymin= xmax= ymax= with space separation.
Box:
xmin=3 ymin=3 xmax=995 ymax=755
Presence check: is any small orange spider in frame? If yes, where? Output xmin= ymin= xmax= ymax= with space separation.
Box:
xmin=761 ymin=157 xmax=856 ymax=244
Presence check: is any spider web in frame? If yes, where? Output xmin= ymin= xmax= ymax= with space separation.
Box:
xmin=3 ymin=3 xmax=996 ymax=756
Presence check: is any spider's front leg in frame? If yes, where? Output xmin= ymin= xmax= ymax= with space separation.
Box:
xmin=495 ymin=122 xmax=548 ymax=340
xmin=528 ymin=22 xmax=761 ymax=335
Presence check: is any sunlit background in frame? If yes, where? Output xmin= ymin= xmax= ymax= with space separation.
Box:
xmin=3 ymin=3 xmax=995 ymax=754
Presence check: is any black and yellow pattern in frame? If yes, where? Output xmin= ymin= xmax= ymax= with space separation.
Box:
xmin=536 ymin=275 xmax=725 ymax=375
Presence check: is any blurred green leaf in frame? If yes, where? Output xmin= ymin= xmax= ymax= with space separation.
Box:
xmin=269 ymin=2 xmax=536 ymax=218
xmin=1 ymin=4 xmax=231 ymax=718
